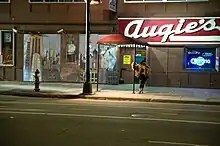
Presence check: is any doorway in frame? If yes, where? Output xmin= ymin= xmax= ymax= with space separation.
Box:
xmin=120 ymin=46 xmax=148 ymax=84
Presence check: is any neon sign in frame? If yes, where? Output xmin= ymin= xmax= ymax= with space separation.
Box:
xmin=185 ymin=48 xmax=216 ymax=70
xmin=190 ymin=57 xmax=211 ymax=66
xmin=118 ymin=17 xmax=220 ymax=45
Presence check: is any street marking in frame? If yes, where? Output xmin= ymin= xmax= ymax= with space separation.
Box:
xmin=146 ymin=101 xmax=220 ymax=107
xmin=0 ymin=111 xmax=220 ymax=125
xmin=73 ymin=108 xmax=89 ymax=111
xmin=148 ymin=140 xmax=209 ymax=146
xmin=1 ymin=96 xmax=220 ymax=108
xmin=0 ymin=101 xmax=220 ymax=113
xmin=0 ymin=105 xmax=8 ymax=107
xmin=131 ymin=114 xmax=153 ymax=118
xmin=71 ymin=99 xmax=220 ymax=107
xmin=0 ymin=108 xmax=46 ymax=112
xmin=161 ymin=113 xmax=178 ymax=116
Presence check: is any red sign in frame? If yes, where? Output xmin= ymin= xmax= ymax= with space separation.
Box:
xmin=118 ymin=17 xmax=220 ymax=45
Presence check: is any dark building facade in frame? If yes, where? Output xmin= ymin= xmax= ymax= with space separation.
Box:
xmin=0 ymin=0 xmax=220 ymax=89
xmin=117 ymin=0 xmax=220 ymax=89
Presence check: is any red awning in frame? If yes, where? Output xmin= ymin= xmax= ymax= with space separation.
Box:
xmin=97 ymin=34 xmax=148 ymax=45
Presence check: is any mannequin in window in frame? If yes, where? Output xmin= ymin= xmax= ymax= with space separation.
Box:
xmin=67 ymin=40 xmax=76 ymax=63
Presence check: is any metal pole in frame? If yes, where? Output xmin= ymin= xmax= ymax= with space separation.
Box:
xmin=133 ymin=43 xmax=137 ymax=94
xmin=84 ymin=0 xmax=87 ymax=77
xmin=83 ymin=0 xmax=92 ymax=94
xmin=97 ymin=44 xmax=100 ymax=91
xmin=86 ymin=0 xmax=90 ymax=83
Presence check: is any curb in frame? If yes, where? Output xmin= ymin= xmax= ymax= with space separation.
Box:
xmin=0 ymin=91 xmax=82 ymax=99
xmin=1 ymin=91 xmax=220 ymax=106
xmin=80 ymin=96 xmax=220 ymax=105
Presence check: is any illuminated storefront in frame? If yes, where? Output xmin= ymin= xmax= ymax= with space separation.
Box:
xmin=79 ymin=34 xmax=118 ymax=84
xmin=0 ymin=30 xmax=14 ymax=67
xmin=23 ymin=34 xmax=61 ymax=82
xmin=22 ymin=33 xmax=118 ymax=83
xmin=23 ymin=33 xmax=81 ymax=82
xmin=0 ymin=31 xmax=117 ymax=83
xmin=118 ymin=17 xmax=220 ymax=88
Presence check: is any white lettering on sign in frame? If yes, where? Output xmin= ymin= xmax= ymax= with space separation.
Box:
xmin=190 ymin=57 xmax=211 ymax=66
xmin=124 ymin=18 xmax=220 ymax=43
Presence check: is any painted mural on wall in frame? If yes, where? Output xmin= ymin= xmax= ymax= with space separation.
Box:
xmin=23 ymin=34 xmax=61 ymax=81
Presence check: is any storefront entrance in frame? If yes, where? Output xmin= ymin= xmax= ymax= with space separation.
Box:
xmin=119 ymin=46 xmax=148 ymax=84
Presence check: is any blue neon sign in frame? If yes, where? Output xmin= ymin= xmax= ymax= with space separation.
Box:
xmin=190 ymin=57 xmax=211 ymax=66
xmin=185 ymin=48 xmax=216 ymax=70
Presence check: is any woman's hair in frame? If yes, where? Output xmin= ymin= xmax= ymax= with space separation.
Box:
xmin=140 ymin=60 xmax=145 ymax=65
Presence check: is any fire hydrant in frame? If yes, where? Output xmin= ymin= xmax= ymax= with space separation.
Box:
xmin=33 ymin=69 xmax=40 ymax=92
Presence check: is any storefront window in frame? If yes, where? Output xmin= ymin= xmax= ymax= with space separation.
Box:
xmin=23 ymin=34 xmax=61 ymax=81
xmin=29 ymin=0 xmax=85 ymax=3
xmin=59 ymin=34 xmax=82 ymax=82
xmin=0 ymin=0 xmax=10 ymax=3
xmin=124 ymin=0 xmax=208 ymax=3
xmin=0 ymin=30 xmax=14 ymax=66
xmin=66 ymin=40 xmax=76 ymax=63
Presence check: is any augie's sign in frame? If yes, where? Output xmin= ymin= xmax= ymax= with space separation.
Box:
xmin=118 ymin=17 xmax=220 ymax=45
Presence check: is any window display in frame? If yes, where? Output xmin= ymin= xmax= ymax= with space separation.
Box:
xmin=23 ymin=34 xmax=61 ymax=81
xmin=66 ymin=37 xmax=77 ymax=63
xmin=60 ymin=34 xmax=81 ymax=82
xmin=184 ymin=47 xmax=216 ymax=70
xmin=0 ymin=30 xmax=14 ymax=66
xmin=78 ymin=34 xmax=118 ymax=84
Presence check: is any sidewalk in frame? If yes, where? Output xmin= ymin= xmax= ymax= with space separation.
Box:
xmin=0 ymin=82 xmax=220 ymax=105
xmin=0 ymin=81 xmax=96 ymax=98
xmin=83 ymin=84 xmax=220 ymax=105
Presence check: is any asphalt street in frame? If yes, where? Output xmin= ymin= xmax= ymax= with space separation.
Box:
xmin=0 ymin=95 xmax=220 ymax=146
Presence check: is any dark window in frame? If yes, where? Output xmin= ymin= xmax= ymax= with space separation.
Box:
xmin=45 ymin=0 xmax=58 ymax=2
xmin=125 ymin=0 xmax=162 ymax=1
xmin=0 ymin=0 xmax=10 ymax=3
xmin=29 ymin=0 xmax=85 ymax=3
xmin=29 ymin=0 xmax=44 ymax=2
xmin=125 ymin=0 xmax=208 ymax=2
xmin=166 ymin=0 xmax=187 ymax=1
xmin=59 ymin=0 xmax=73 ymax=2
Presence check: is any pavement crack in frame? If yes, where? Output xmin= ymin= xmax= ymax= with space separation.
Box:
xmin=57 ymin=128 xmax=69 ymax=135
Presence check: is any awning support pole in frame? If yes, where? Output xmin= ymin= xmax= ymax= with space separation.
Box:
xmin=97 ymin=44 xmax=100 ymax=91
xmin=133 ymin=42 xmax=137 ymax=94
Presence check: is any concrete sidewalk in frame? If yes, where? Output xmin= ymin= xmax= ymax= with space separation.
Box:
xmin=0 ymin=81 xmax=220 ymax=105
xmin=84 ymin=84 xmax=220 ymax=105
xmin=83 ymin=89 xmax=220 ymax=105
xmin=0 ymin=81 xmax=96 ymax=98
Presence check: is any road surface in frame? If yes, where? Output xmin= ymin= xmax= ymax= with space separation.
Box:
xmin=0 ymin=95 xmax=220 ymax=146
